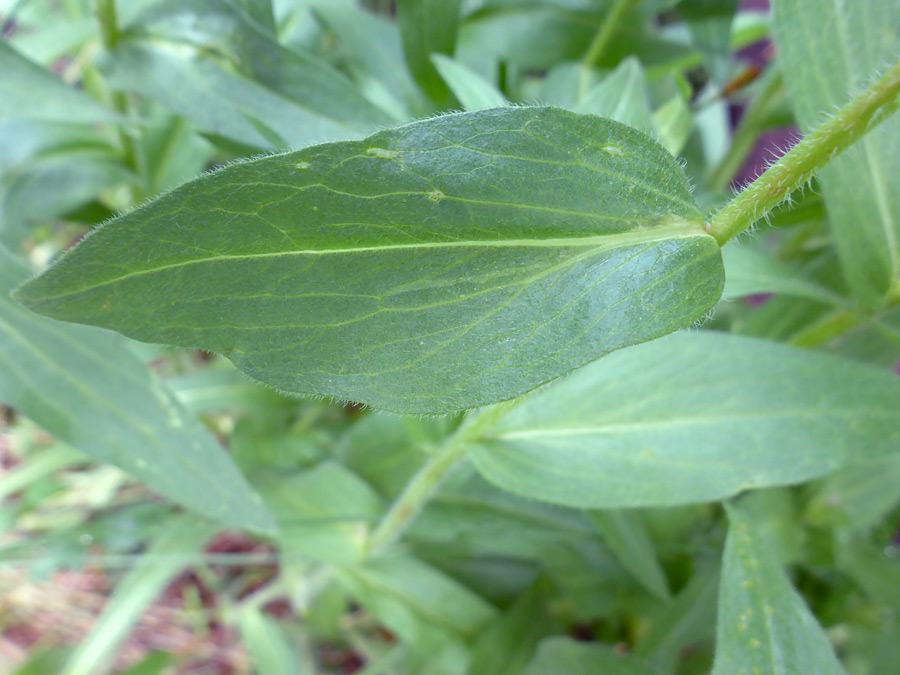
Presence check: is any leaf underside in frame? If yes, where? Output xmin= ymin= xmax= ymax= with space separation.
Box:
xmin=14 ymin=107 xmax=723 ymax=413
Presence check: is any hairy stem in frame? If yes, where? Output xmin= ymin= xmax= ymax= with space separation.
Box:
xmin=707 ymin=57 xmax=900 ymax=245
xmin=365 ymin=403 xmax=512 ymax=558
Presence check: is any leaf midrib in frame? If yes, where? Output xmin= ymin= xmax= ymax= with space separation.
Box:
xmin=19 ymin=222 xmax=708 ymax=303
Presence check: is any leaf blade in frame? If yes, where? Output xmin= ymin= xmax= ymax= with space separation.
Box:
xmin=0 ymin=42 xmax=118 ymax=124
xmin=467 ymin=331 xmax=900 ymax=507
xmin=313 ymin=2 xmax=425 ymax=120
xmin=575 ymin=57 xmax=655 ymax=136
xmin=97 ymin=0 xmax=394 ymax=151
xmin=431 ymin=54 xmax=509 ymax=111
xmin=721 ymin=243 xmax=839 ymax=305
xmin=712 ymin=501 xmax=845 ymax=675
xmin=14 ymin=107 xmax=723 ymax=413
xmin=590 ymin=510 xmax=670 ymax=600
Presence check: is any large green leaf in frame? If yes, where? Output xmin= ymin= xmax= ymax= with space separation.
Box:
xmin=14 ymin=107 xmax=723 ymax=414
xmin=0 ymin=246 xmax=275 ymax=532
xmin=712 ymin=501 xmax=845 ymax=675
xmin=467 ymin=331 xmax=900 ymax=507
xmin=772 ymin=0 xmax=900 ymax=305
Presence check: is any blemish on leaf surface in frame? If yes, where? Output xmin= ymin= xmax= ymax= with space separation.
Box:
xmin=366 ymin=147 xmax=398 ymax=159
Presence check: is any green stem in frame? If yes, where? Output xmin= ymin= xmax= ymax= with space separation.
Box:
xmin=111 ymin=90 xmax=139 ymax=172
xmin=582 ymin=0 xmax=632 ymax=68
xmin=94 ymin=0 xmax=120 ymax=49
xmin=707 ymin=57 xmax=900 ymax=245
xmin=887 ymin=278 xmax=900 ymax=307
xmin=787 ymin=309 xmax=859 ymax=348
xmin=364 ymin=435 xmax=467 ymax=557
xmin=365 ymin=403 xmax=512 ymax=558
xmin=93 ymin=0 xmax=141 ymax=177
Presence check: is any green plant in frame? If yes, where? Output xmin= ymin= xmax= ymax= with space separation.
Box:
xmin=2 ymin=0 xmax=900 ymax=673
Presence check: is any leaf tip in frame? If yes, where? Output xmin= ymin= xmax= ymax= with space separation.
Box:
xmin=9 ymin=279 xmax=34 ymax=308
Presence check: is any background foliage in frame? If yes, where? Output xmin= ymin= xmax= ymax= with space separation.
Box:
xmin=2 ymin=0 xmax=900 ymax=674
